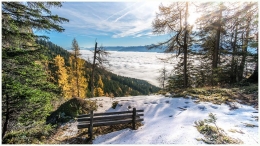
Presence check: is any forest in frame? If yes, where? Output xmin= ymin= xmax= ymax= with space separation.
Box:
xmin=149 ymin=2 xmax=258 ymax=90
xmin=1 ymin=1 xmax=258 ymax=144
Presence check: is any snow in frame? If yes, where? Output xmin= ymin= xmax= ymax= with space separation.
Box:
xmin=67 ymin=50 xmax=259 ymax=144
xmin=85 ymin=95 xmax=259 ymax=144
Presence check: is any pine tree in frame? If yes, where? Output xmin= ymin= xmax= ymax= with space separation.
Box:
xmin=195 ymin=2 xmax=258 ymax=85
xmin=237 ymin=2 xmax=257 ymax=81
xmin=150 ymin=2 xmax=192 ymax=88
xmin=2 ymin=2 xmax=69 ymax=50
xmin=2 ymin=2 xmax=68 ymax=140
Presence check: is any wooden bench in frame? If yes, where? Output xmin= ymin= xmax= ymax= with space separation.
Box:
xmin=77 ymin=108 xmax=144 ymax=139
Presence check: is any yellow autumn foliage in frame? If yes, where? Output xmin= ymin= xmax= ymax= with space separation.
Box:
xmin=97 ymin=75 xmax=104 ymax=88
xmin=53 ymin=55 xmax=72 ymax=99
xmin=68 ymin=56 xmax=88 ymax=98
xmin=93 ymin=75 xmax=104 ymax=97
xmin=94 ymin=87 xmax=104 ymax=97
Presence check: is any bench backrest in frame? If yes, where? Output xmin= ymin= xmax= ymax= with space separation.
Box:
xmin=77 ymin=109 xmax=144 ymax=129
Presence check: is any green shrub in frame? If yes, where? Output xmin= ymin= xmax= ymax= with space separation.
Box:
xmin=46 ymin=97 xmax=98 ymax=124
xmin=3 ymin=122 xmax=54 ymax=144
xmin=194 ymin=113 xmax=242 ymax=144
xmin=158 ymin=90 xmax=167 ymax=95
xmin=240 ymin=84 xmax=258 ymax=94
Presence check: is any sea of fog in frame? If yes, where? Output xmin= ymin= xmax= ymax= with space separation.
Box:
xmin=78 ymin=50 xmax=255 ymax=87
xmin=79 ymin=50 xmax=184 ymax=87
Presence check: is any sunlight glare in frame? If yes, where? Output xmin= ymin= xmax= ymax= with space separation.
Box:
xmin=188 ymin=6 xmax=200 ymax=28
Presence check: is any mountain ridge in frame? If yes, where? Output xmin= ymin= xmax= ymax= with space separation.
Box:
xmin=83 ymin=45 xmax=165 ymax=53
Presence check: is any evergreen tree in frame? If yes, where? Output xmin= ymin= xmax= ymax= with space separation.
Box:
xmin=237 ymin=2 xmax=257 ymax=81
xmin=2 ymin=2 xmax=69 ymax=50
xmin=2 ymin=2 xmax=68 ymax=141
xmin=150 ymin=2 xmax=193 ymax=88
xmin=195 ymin=2 xmax=258 ymax=85
xmin=195 ymin=2 xmax=227 ymax=85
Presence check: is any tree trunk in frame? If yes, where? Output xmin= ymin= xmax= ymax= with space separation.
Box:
xmin=75 ymin=50 xmax=79 ymax=97
xmin=211 ymin=3 xmax=222 ymax=86
xmin=247 ymin=63 xmax=258 ymax=83
xmin=2 ymin=94 xmax=9 ymax=139
xmin=91 ymin=42 xmax=98 ymax=98
xmin=213 ymin=3 xmax=222 ymax=69
xmin=230 ymin=21 xmax=238 ymax=84
xmin=238 ymin=14 xmax=251 ymax=81
xmin=162 ymin=69 xmax=165 ymax=90
xmin=183 ymin=2 xmax=188 ymax=88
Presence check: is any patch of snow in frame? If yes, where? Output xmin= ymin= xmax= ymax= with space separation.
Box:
xmin=85 ymin=95 xmax=259 ymax=144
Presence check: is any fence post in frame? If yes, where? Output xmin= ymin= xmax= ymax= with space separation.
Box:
xmin=132 ymin=108 xmax=136 ymax=130
xmin=88 ymin=110 xmax=93 ymax=139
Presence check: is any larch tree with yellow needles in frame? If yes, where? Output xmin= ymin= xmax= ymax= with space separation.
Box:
xmin=69 ymin=38 xmax=88 ymax=98
xmin=53 ymin=55 xmax=71 ymax=99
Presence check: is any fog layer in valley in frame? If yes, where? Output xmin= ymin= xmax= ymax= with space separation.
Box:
xmin=79 ymin=50 xmax=255 ymax=87
xmin=80 ymin=50 xmax=181 ymax=87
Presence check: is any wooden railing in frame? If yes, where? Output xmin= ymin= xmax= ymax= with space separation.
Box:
xmin=77 ymin=108 xmax=144 ymax=139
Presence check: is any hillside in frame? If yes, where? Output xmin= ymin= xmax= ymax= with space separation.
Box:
xmin=37 ymin=39 xmax=161 ymax=97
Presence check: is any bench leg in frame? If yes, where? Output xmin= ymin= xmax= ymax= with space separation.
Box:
xmin=132 ymin=108 xmax=136 ymax=130
xmin=89 ymin=110 xmax=93 ymax=139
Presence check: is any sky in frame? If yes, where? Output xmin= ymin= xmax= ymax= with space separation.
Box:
xmin=35 ymin=1 xmax=175 ymax=49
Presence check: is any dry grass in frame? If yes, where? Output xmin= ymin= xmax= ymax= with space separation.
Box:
xmin=228 ymin=129 xmax=244 ymax=134
xmin=171 ymin=83 xmax=258 ymax=110
xmin=46 ymin=122 xmax=143 ymax=144
xmin=194 ymin=113 xmax=243 ymax=144
xmin=242 ymin=123 xmax=258 ymax=128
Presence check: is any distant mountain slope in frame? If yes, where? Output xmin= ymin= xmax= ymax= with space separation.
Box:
xmin=83 ymin=45 xmax=205 ymax=53
xmin=85 ymin=46 xmax=165 ymax=53
xmin=80 ymin=44 xmax=257 ymax=54
xmin=38 ymin=40 xmax=161 ymax=97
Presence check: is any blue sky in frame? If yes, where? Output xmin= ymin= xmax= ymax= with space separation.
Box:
xmin=35 ymin=1 xmax=172 ymax=49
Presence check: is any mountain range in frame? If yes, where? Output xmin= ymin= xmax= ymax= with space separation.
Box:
xmin=84 ymin=46 xmax=165 ymax=53
xmin=83 ymin=45 xmax=202 ymax=53
xmin=76 ymin=44 xmax=256 ymax=54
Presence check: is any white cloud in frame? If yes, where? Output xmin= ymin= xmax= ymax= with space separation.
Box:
xmin=79 ymin=50 xmax=178 ymax=87
xmin=52 ymin=2 xmax=165 ymax=38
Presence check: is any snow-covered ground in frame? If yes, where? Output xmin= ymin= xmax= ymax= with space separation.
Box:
xmin=85 ymin=95 xmax=259 ymax=144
